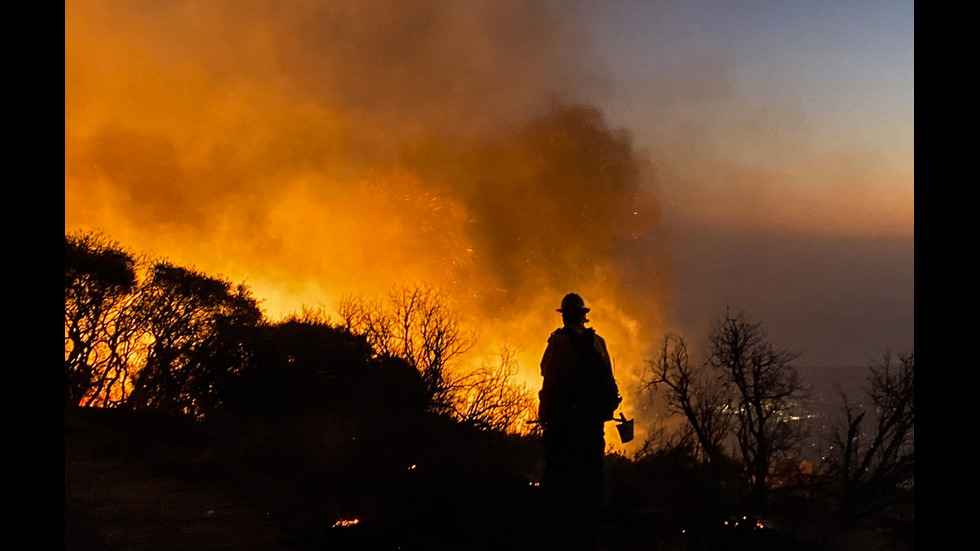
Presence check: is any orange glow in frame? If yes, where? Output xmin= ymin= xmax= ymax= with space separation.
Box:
xmin=657 ymin=146 xmax=914 ymax=238
xmin=65 ymin=1 xmax=678 ymax=449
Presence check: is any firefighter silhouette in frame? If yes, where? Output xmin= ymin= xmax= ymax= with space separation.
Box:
xmin=538 ymin=293 xmax=621 ymax=539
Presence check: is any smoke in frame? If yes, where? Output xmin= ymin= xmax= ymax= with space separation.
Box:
xmin=65 ymin=0 xmax=602 ymax=244
xmin=65 ymin=0 xmax=673 ymax=439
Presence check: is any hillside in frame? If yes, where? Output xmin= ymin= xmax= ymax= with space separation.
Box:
xmin=69 ymin=406 xmax=900 ymax=551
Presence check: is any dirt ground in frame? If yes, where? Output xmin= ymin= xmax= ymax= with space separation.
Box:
xmin=66 ymin=408 xmax=293 ymax=551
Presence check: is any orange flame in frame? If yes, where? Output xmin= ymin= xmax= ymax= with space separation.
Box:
xmin=66 ymin=0 xmax=675 ymax=449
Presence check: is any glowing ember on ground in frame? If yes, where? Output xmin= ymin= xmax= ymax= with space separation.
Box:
xmin=332 ymin=518 xmax=360 ymax=528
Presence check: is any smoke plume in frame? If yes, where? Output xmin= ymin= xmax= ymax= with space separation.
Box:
xmin=66 ymin=0 xmax=674 ymax=440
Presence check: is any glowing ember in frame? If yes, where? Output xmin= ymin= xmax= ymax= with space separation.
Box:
xmin=332 ymin=519 xmax=360 ymax=528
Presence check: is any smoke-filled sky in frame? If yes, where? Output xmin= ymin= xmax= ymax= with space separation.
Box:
xmin=65 ymin=0 xmax=913 ymax=431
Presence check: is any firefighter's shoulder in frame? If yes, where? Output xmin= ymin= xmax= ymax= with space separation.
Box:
xmin=591 ymin=329 xmax=608 ymax=347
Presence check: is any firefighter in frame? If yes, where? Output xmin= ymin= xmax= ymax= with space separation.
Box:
xmin=538 ymin=293 xmax=621 ymax=538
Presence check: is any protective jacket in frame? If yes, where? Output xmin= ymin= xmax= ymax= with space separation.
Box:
xmin=538 ymin=327 xmax=621 ymax=426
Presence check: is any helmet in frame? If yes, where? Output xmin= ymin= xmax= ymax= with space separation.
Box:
xmin=557 ymin=293 xmax=590 ymax=313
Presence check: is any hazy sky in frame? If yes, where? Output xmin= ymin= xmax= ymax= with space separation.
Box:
xmin=581 ymin=0 xmax=914 ymax=366
xmin=65 ymin=0 xmax=913 ymax=409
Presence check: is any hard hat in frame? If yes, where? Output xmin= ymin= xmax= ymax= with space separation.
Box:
xmin=557 ymin=293 xmax=590 ymax=313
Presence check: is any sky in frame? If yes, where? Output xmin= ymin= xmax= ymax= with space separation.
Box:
xmin=580 ymin=0 xmax=914 ymax=366
xmin=65 ymin=0 xmax=913 ymax=433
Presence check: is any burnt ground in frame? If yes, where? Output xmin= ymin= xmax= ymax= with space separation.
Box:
xmin=66 ymin=407 xmax=909 ymax=551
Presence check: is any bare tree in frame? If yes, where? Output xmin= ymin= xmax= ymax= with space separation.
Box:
xmin=646 ymin=311 xmax=807 ymax=508
xmin=709 ymin=310 xmax=806 ymax=506
xmin=450 ymin=347 xmax=537 ymax=433
xmin=338 ymin=284 xmax=476 ymax=414
xmin=825 ymin=351 xmax=914 ymax=523
xmin=644 ymin=334 xmax=732 ymax=466
xmin=340 ymin=285 xmax=536 ymax=433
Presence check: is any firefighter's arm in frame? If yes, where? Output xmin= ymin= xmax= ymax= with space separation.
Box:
xmin=538 ymin=338 xmax=557 ymax=424
xmin=595 ymin=335 xmax=622 ymax=419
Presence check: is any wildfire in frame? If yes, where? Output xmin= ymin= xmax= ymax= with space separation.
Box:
xmin=65 ymin=0 xmax=674 ymax=447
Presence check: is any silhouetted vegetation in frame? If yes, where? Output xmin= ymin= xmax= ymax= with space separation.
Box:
xmin=128 ymin=262 xmax=262 ymax=417
xmin=65 ymin=231 xmax=912 ymax=550
xmin=66 ymin=231 xmax=263 ymax=418
xmin=65 ymin=232 xmax=139 ymax=407
xmin=820 ymin=351 xmax=914 ymax=542
xmin=339 ymin=285 xmax=476 ymax=411
xmin=709 ymin=311 xmax=807 ymax=508
xmin=645 ymin=311 xmax=808 ymax=511
xmin=450 ymin=346 xmax=537 ymax=433
xmin=339 ymin=285 xmax=536 ymax=432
